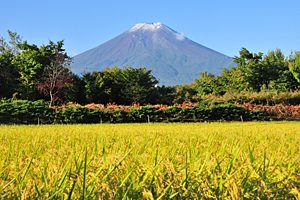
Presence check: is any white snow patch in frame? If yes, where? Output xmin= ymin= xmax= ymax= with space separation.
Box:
xmin=175 ymin=32 xmax=185 ymax=41
xmin=129 ymin=22 xmax=162 ymax=32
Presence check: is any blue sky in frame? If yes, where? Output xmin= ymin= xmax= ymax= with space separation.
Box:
xmin=1 ymin=0 xmax=299 ymax=57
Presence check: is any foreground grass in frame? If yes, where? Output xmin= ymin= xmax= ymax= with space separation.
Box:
xmin=0 ymin=122 xmax=299 ymax=199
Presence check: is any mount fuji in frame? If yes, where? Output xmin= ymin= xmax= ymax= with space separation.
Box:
xmin=71 ymin=22 xmax=235 ymax=85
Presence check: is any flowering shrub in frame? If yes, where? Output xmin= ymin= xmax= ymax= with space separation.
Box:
xmin=0 ymin=99 xmax=267 ymax=124
xmin=241 ymin=103 xmax=300 ymax=119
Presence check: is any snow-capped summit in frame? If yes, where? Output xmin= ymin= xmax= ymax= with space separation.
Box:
xmin=129 ymin=22 xmax=163 ymax=32
xmin=129 ymin=22 xmax=185 ymax=41
xmin=71 ymin=22 xmax=235 ymax=85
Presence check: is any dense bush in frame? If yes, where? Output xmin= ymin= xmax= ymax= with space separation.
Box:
xmin=59 ymin=107 xmax=102 ymax=124
xmin=201 ymin=91 xmax=300 ymax=105
xmin=0 ymin=99 xmax=267 ymax=124
xmin=0 ymin=99 xmax=54 ymax=124
xmin=242 ymin=103 xmax=300 ymax=120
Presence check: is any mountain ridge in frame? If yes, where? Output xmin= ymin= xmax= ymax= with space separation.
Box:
xmin=71 ymin=22 xmax=235 ymax=85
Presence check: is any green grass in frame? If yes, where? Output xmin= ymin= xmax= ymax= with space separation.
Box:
xmin=0 ymin=122 xmax=299 ymax=199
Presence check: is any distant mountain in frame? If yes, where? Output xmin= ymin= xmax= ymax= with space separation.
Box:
xmin=71 ymin=22 xmax=235 ymax=85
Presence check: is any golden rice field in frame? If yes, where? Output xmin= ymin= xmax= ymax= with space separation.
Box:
xmin=0 ymin=122 xmax=299 ymax=199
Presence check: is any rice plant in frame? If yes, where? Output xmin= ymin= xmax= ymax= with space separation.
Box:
xmin=0 ymin=122 xmax=299 ymax=199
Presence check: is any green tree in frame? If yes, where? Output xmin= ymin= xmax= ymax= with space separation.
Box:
xmin=82 ymin=72 xmax=106 ymax=104
xmin=12 ymin=42 xmax=45 ymax=98
xmin=234 ymin=48 xmax=266 ymax=91
xmin=195 ymin=72 xmax=223 ymax=96
xmin=0 ymin=51 xmax=19 ymax=98
xmin=102 ymin=67 xmax=124 ymax=104
xmin=0 ymin=30 xmax=22 ymax=55
xmin=233 ymin=48 xmax=294 ymax=91
xmin=121 ymin=67 xmax=158 ymax=104
xmin=288 ymin=51 xmax=300 ymax=83
xmin=82 ymin=67 xmax=158 ymax=105
xmin=0 ymin=31 xmax=22 ymax=98
xmin=173 ymin=84 xmax=197 ymax=104
xmin=150 ymin=85 xmax=176 ymax=105
xmin=263 ymin=49 xmax=298 ymax=91
xmin=62 ymin=74 xmax=86 ymax=104
xmin=37 ymin=50 xmax=72 ymax=107
xmin=13 ymin=40 xmax=69 ymax=100
xmin=219 ymin=67 xmax=248 ymax=92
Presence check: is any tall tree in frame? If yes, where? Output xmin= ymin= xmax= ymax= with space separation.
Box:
xmin=234 ymin=48 xmax=266 ymax=91
xmin=13 ymin=40 xmax=71 ymax=101
xmin=150 ymin=85 xmax=176 ymax=105
xmin=173 ymin=84 xmax=197 ymax=104
xmin=82 ymin=67 xmax=158 ymax=105
xmin=37 ymin=50 xmax=72 ymax=106
xmin=0 ymin=31 xmax=21 ymax=98
xmin=62 ymin=74 xmax=87 ymax=104
xmin=0 ymin=30 xmax=22 ymax=55
xmin=12 ymin=42 xmax=45 ymax=98
xmin=82 ymin=72 xmax=107 ymax=104
xmin=288 ymin=51 xmax=300 ymax=83
xmin=0 ymin=52 xmax=19 ymax=98
xmin=121 ymin=67 xmax=158 ymax=104
xmin=195 ymin=72 xmax=223 ymax=96
xmin=263 ymin=49 xmax=298 ymax=91
xmin=219 ymin=67 xmax=248 ymax=92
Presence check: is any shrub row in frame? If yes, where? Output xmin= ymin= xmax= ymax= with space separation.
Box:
xmin=202 ymin=91 xmax=300 ymax=105
xmin=241 ymin=103 xmax=300 ymax=120
xmin=0 ymin=99 xmax=54 ymax=124
xmin=0 ymin=99 xmax=267 ymax=124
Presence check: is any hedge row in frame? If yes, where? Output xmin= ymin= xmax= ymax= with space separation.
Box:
xmin=0 ymin=99 xmax=266 ymax=124
xmin=202 ymin=91 xmax=300 ymax=106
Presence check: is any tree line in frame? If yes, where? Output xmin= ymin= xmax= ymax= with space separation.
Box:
xmin=1 ymin=31 xmax=300 ymax=106
xmin=194 ymin=48 xmax=300 ymax=97
xmin=0 ymin=31 xmax=165 ymax=106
